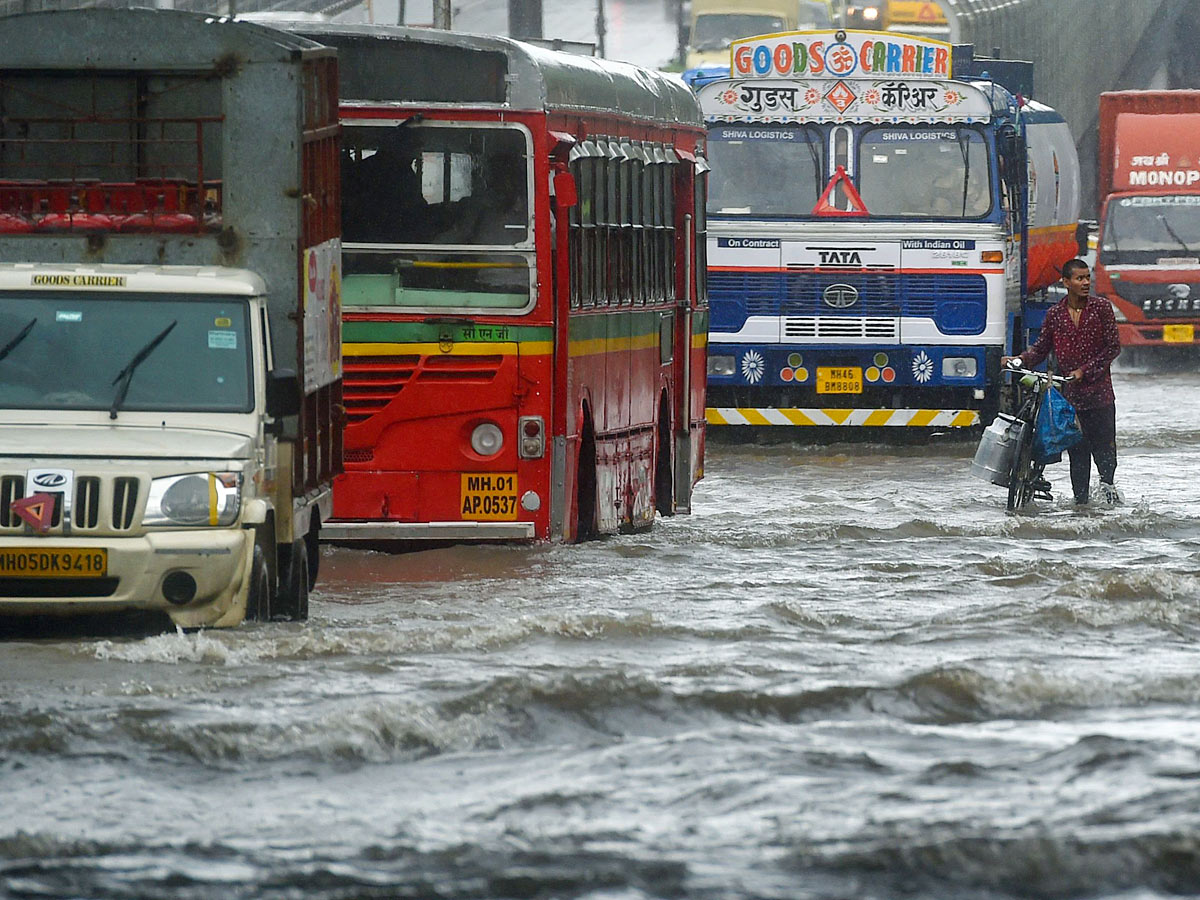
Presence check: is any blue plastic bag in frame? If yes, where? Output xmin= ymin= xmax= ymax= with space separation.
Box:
xmin=1033 ymin=386 xmax=1082 ymax=464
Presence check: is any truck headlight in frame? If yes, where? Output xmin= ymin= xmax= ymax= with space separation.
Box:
xmin=941 ymin=357 xmax=978 ymax=378
xmin=144 ymin=472 xmax=242 ymax=527
xmin=708 ymin=354 xmax=736 ymax=376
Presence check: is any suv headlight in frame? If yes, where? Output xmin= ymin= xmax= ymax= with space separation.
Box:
xmin=143 ymin=472 xmax=242 ymax=527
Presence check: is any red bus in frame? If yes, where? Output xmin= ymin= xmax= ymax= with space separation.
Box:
xmin=288 ymin=25 xmax=709 ymax=543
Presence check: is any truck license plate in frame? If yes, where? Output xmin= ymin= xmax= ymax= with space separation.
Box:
xmin=460 ymin=473 xmax=518 ymax=520
xmin=816 ymin=367 xmax=863 ymax=393
xmin=0 ymin=548 xmax=107 ymax=577
xmin=1162 ymin=324 xmax=1195 ymax=343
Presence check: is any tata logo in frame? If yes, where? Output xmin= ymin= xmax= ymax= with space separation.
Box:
xmin=819 ymin=250 xmax=863 ymax=266
xmin=32 ymin=472 xmax=67 ymax=488
xmin=822 ymin=283 xmax=860 ymax=309
xmin=1168 ymin=283 xmax=1191 ymax=299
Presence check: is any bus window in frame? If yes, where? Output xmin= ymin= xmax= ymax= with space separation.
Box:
xmin=706 ymin=125 xmax=823 ymax=216
xmin=342 ymin=123 xmax=530 ymax=246
xmin=857 ymin=127 xmax=992 ymax=218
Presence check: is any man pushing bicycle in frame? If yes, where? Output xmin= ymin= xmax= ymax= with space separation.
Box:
xmin=1002 ymin=259 xmax=1122 ymax=505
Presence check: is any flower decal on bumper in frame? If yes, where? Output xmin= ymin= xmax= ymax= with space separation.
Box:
xmin=741 ymin=350 xmax=765 ymax=384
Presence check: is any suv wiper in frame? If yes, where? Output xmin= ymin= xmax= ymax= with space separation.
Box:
xmin=109 ymin=320 xmax=177 ymax=420
xmin=0 ymin=318 xmax=36 ymax=364
xmin=1156 ymin=212 xmax=1195 ymax=255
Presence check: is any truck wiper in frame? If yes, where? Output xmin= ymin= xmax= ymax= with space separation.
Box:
xmin=1156 ymin=213 xmax=1195 ymax=255
xmin=0 ymin=318 xmax=36 ymax=364
xmin=957 ymin=131 xmax=971 ymax=216
xmin=109 ymin=320 xmax=177 ymax=420
xmin=802 ymin=125 xmax=823 ymax=203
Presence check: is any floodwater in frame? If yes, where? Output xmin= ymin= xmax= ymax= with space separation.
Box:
xmin=3 ymin=368 xmax=1200 ymax=900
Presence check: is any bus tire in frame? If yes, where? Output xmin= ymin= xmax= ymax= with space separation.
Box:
xmin=575 ymin=420 xmax=598 ymax=542
xmin=275 ymin=538 xmax=310 ymax=621
xmin=245 ymin=543 xmax=271 ymax=622
xmin=655 ymin=395 xmax=674 ymax=517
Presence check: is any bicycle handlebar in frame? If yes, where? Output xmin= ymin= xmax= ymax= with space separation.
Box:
xmin=1002 ymin=362 xmax=1075 ymax=385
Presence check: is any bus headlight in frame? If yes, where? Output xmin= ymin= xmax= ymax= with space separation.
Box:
xmin=144 ymin=472 xmax=242 ymax=527
xmin=942 ymin=357 xmax=978 ymax=378
xmin=708 ymin=354 xmax=736 ymax=376
xmin=470 ymin=422 xmax=504 ymax=456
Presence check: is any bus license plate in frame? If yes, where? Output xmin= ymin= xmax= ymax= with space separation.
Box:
xmin=0 ymin=548 xmax=107 ymax=577
xmin=817 ymin=367 xmax=863 ymax=394
xmin=1163 ymin=324 xmax=1194 ymax=343
xmin=460 ymin=473 xmax=518 ymax=520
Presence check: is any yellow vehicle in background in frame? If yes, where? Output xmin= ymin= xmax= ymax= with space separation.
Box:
xmin=685 ymin=0 xmax=833 ymax=68
xmin=843 ymin=0 xmax=950 ymax=39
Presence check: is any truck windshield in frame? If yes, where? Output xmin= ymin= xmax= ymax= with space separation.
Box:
xmin=0 ymin=294 xmax=252 ymax=413
xmin=857 ymin=127 xmax=992 ymax=219
xmin=707 ymin=125 xmax=823 ymax=216
xmin=692 ymin=14 xmax=786 ymax=51
xmin=1101 ymin=196 xmax=1200 ymax=262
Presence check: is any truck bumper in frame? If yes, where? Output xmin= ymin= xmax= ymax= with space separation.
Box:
xmin=0 ymin=530 xmax=254 ymax=629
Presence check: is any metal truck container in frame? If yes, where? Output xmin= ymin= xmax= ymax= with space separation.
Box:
xmin=0 ymin=8 xmax=342 ymax=626
xmin=1095 ymin=90 xmax=1200 ymax=354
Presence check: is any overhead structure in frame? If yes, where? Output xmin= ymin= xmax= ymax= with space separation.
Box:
xmin=948 ymin=0 xmax=1200 ymax=212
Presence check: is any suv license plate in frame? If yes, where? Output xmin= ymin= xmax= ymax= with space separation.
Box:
xmin=0 ymin=548 xmax=108 ymax=577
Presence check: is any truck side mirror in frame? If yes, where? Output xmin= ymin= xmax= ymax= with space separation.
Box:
xmin=266 ymin=367 xmax=301 ymax=419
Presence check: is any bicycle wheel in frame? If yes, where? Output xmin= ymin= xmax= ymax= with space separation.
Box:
xmin=1006 ymin=422 xmax=1036 ymax=511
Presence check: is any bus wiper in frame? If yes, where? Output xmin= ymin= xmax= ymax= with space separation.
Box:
xmin=957 ymin=130 xmax=971 ymax=216
xmin=0 ymin=318 xmax=36 ymax=364
xmin=1156 ymin=213 xmax=1195 ymax=256
xmin=109 ymin=320 xmax=177 ymax=420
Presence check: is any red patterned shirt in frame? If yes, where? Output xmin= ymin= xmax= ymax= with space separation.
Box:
xmin=1018 ymin=294 xmax=1121 ymax=409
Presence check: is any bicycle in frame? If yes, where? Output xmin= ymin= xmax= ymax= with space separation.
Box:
xmin=970 ymin=363 xmax=1075 ymax=511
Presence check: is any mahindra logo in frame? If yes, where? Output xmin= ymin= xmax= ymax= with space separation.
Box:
xmin=822 ymin=283 xmax=860 ymax=309
xmin=32 ymin=472 xmax=67 ymax=488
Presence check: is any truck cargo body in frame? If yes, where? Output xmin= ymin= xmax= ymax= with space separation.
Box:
xmin=0 ymin=9 xmax=342 ymax=626
xmin=1096 ymin=91 xmax=1200 ymax=351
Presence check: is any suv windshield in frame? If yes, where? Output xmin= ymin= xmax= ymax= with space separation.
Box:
xmin=0 ymin=294 xmax=252 ymax=412
xmin=1101 ymin=195 xmax=1200 ymax=263
xmin=706 ymin=125 xmax=823 ymax=216
xmin=857 ymin=126 xmax=992 ymax=219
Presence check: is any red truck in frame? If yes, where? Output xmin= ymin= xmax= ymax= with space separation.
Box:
xmin=1095 ymin=91 xmax=1200 ymax=355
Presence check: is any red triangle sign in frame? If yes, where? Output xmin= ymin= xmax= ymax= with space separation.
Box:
xmin=12 ymin=492 xmax=55 ymax=533
xmin=812 ymin=165 xmax=869 ymax=217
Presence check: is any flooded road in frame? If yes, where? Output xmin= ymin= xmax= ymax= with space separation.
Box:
xmin=3 ymin=368 xmax=1200 ymax=899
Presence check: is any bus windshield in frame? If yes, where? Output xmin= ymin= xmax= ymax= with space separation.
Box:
xmin=691 ymin=13 xmax=786 ymax=51
xmin=1101 ymin=196 xmax=1200 ymax=262
xmin=857 ymin=127 xmax=992 ymax=219
xmin=342 ymin=123 xmax=530 ymax=247
xmin=341 ymin=122 xmax=534 ymax=312
xmin=0 ymin=294 xmax=252 ymax=413
xmin=707 ymin=125 xmax=824 ymax=217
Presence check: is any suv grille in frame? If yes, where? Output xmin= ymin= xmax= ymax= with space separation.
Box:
xmin=0 ymin=474 xmax=141 ymax=535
